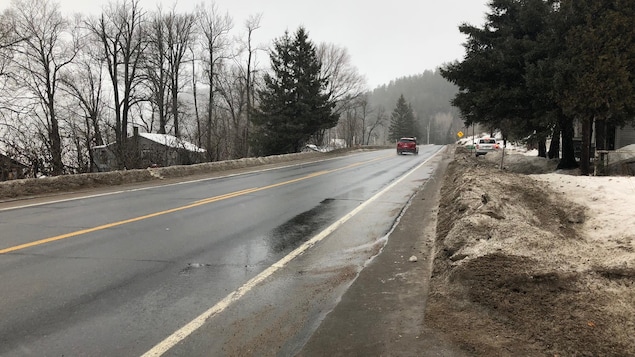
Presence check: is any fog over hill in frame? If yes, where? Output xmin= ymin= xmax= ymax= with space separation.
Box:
xmin=368 ymin=70 xmax=462 ymax=145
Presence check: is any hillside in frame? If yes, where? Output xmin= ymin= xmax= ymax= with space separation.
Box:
xmin=368 ymin=70 xmax=462 ymax=145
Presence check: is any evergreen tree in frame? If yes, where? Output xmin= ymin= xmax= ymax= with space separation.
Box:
xmin=441 ymin=0 xmax=553 ymax=152
xmin=525 ymin=0 xmax=579 ymax=168
xmin=251 ymin=27 xmax=337 ymax=155
xmin=552 ymin=0 xmax=635 ymax=174
xmin=441 ymin=0 xmax=635 ymax=172
xmin=388 ymin=94 xmax=419 ymax=141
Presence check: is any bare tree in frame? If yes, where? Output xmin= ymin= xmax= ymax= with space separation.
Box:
xmin=337 ymin=100 xmax=387 ymax=146
xmin=216 ymin=62 xmax=246 ymax=159
xmin=147 ymin=5 xmax=196 ymax=137
xmin=165 ymin=8 xmax=196 ymax=138
xmin=196 ymin=2 xmax=232 ymax=160
xmin=336 ymin=96 xmax=378 ymax=147
xmin=0 ymin=8 xmax=26 ymax=80
xmin=340 ymin=107 xmax=360 ymax=148
xmin=189 ymin=46 xmax=201 ymax=146
xmin=314 ymin=43 xmax=367 ymax=147
xmin=0 ymin=10 xmax=22 ymax=115
xmin=317 ymin=42 xmax=367 ymax=116
xmin=10 ymin=0 xmax=79 ymax=175
xmin=145 ymin=7 xmax=171 ymax=135
xmin=0 ymin=10 xmax=22 ymax=48
xmin=356 ymin=95 xmax=372 ymax=145
xmin=216 ymin=13 xmax=262 ymax=159
xmin=59 ymin=26 xmax=107 ymax=173
xmin=0 ymin=111 xmax=49 ymax=177
xmin=1 ymin=7 xmax=36 ymax=173
xmin=87 ymin=0 xmax=147 ymax=169
xmin=240 ymin=14 xmax=262 ymax=157
xmin=367 ymin=105 xmax=387 ymax=145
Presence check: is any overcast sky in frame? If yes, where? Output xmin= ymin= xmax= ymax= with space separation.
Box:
xmin=4 ymin=0 xmax=491 ymax=89
xmin=209 ymin=0 xmax=491 ymax=88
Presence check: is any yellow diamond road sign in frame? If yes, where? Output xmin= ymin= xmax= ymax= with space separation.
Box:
xmin=457 ymin=131 xmax=464 ymax=138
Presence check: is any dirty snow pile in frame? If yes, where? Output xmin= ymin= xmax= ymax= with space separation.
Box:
xmin=424 ymin=146 xmax=635 ymax=356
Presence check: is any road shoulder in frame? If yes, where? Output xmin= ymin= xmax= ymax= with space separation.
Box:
xmin=299 ymin=147 xmax=464 ymax=356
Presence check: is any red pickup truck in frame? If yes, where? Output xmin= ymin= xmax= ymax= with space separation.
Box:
xmin=396 ymin=137 xmax=419 ymax=155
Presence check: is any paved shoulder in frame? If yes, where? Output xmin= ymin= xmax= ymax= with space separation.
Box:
xmin=298 ymin=148 xmax=465 ymax=356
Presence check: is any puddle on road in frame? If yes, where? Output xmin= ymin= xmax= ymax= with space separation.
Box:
xmin=177 ymin=196 xmax=363 ymax=276
xmin=266 ymin=198 xmax=339 ymax=254
xmin=179 ymin=262 xmax=212 ymax=275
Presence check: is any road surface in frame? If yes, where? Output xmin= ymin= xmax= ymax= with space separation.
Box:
xmin=0 ymin=146 xmax=443 ymax=356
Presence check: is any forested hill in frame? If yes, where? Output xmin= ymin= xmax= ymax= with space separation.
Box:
xmin=368 ymin=70 xmax=463 ymax=145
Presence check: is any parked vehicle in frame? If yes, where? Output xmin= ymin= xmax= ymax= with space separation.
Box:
xmin=397 ymin=137 xmax=419 ymax=155
xmin=475 ymin=138 xmax=499 ymax=156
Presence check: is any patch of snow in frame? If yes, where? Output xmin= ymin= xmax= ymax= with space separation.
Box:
xmin=532 ymin=173 xmax=635 ymax=262
xmin=139 ymin=133 xmax=206 ymax=153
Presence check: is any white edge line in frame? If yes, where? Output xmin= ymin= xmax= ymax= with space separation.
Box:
xmin=140 ymin=151 xmax=441 ymax=357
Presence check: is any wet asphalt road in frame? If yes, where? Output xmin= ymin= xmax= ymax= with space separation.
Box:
xmin=0 ymin=146 xmax=443 ymax=356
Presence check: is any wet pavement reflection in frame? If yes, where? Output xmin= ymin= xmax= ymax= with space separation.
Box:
xmin=266 ymin=198 xmax=339 ymax=254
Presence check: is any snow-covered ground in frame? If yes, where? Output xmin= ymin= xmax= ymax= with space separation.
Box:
xmin=493 ymin=146 xmax=635 ymax=263
xmin=533 ymin=171 xmax=635 ymax=268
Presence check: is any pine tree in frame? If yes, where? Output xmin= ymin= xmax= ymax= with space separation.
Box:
xmin=251 ymin=27 xmax=337 ymax=155
xmin=553 ymin=0 xmax=635 ymax=174
xmin=388 ymin=94 xmax=418 ymax=142
xmin=442 ymin=0 xmax=553 ymax=153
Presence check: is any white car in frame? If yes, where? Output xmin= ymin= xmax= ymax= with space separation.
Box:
xmin=475 ymin=138 xmax=499 ymax=156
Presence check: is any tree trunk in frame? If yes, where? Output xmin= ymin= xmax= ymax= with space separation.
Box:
xmin=579 ymin=117 xmax=592 ymax=175
xmin=538 ymin=138 xmax=547 ymax=158
xmin=557 ymin=114 xmax=578 ymax=170
xmin=206 ymin=89 xmax=214 ymax=162
xmin=548 ymin=125 xmax=560 ymax=159
xmin=192 ymin=53 xmax=201 ymax=148
xmin=48 ymin=103 xmax=64 ymax=176
xmin=172 ymin=80 xmax=180 ymax=138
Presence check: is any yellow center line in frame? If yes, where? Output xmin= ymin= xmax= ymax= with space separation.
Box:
xmin=0 ymin=154 xmax=391 ymax=255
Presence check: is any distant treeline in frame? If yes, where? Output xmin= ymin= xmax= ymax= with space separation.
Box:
xmin=368 ymin=70 xmax=462 ymax=145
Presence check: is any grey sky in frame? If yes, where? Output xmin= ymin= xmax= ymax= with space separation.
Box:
xmin=220 ymin=0 xmax=491 ymax=88
xmin=4 ymin=0 xmax=490 ymax=88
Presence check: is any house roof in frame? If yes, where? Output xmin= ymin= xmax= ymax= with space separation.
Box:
xmin=92 ymin=133 xmax=206 ymax=153
xmin=0 ymin=153 xmax=28 ymax=168
xmin=139 ymin=133 xmax=206 ymax=153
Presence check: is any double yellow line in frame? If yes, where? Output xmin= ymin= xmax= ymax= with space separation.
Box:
xmin=1 ymin=156 xmax=387 ymax=255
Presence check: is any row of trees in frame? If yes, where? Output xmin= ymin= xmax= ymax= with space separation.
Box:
xmin=442 ymin=0 xmax=635 ymax=174
xmin=0 ymin=0 xmax=371 ymax=177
